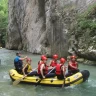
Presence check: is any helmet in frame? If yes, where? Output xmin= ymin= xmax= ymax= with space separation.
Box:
xmin=60 ymin=58 xmax=66 ymax=63
xmin=53 ymin=54 xmax=58 ymax=59
xmin=26 ymin=58 xmax=31 ymax=62
xmin=41 ymin=55 xmax=47 ymax=60
xmin=70 ymin=55 xmax=76 ymax=59
xmin=42 ymin=56 xmax=47 ymax=61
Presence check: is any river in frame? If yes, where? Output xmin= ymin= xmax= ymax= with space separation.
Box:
xmin=0 ymin=48 xmax=96 ymax=96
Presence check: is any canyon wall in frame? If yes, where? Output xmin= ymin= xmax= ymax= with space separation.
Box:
xmin=6 ymin=0 xmax=96 ymax=59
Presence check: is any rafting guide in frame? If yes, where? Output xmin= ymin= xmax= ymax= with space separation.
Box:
xmin=14 ymin=52 xmax=27 ymax=74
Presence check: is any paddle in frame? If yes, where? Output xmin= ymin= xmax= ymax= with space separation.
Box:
xmin=35 ymin=67 xmax=55 ymax=86
xmin=62 ymin=77 xmax=66 ymax=88
xmin=13 ymin=68 xmax=37 ymax=85
xmin=62 ymin=66 xmax=67 ymax=88
xmin=62 ymin=78 xmax=70 ymax=88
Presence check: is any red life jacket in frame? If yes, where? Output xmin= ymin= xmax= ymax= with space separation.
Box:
xmin=38 ymin=61 xmax=44 ymax=74
xmin=44 ymin=65 xmax=48 ymax=75
xmin=68 ymin=61 xmax=77 ymax=71
xmin=38 ymin=61 xmax=48 ymax=75
xmin=56 ymin=64 xmax=63 ymax=75
xmin=50 ymin=60 xmax=57 ymax=67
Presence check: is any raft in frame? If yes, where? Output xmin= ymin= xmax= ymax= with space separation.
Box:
xmin=9 ymin=69 xmax=90 ymax=87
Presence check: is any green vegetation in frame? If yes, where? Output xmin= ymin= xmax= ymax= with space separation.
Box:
xmin=76 ymin=3 xmax=96 ymax=38
xmin=0 ymin=0 xmax=8 ymax=47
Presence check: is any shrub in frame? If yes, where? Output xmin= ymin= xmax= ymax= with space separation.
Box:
xmin=0 ymin=0 xmax=8 ymax=47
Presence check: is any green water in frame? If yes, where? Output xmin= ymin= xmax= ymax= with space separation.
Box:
xmin=0 ymin=48 xmax=96 ymax=96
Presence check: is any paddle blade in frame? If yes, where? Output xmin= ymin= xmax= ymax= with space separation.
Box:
xmin=62 ymin=83 xmax=64 ymax=88
xmin=13 ymin=78 xmax=23 ymax=85
xmin=62 ymin=79 xmax=65 ymax=88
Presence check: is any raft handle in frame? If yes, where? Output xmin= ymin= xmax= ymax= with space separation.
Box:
xmin=36 ymin=78 xmax=39 ymax=81
xmin=50 ymin=79 xmax=53 ymax=83
xmin=12 ymin=74 xmax=15 ymax=76
xmin=67 ymin=78 xmax=70 ymax=81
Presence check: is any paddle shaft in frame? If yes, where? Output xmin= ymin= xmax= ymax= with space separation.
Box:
xmin=61 ymin=65 xmax=66 ymax=88
xmin=62 ymin=77 xmax=65 ymax=88
xmin=22 ymin=68 xmax=37 ymax=78
xmin=47 ymin=67 xmax=55 ymax=75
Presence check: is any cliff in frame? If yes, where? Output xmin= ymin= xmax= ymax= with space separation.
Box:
xmin=6 ymin=0 xmax=96 ymax=60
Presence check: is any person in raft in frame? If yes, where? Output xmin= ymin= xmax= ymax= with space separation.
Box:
xmin=68 ymin=55 xmax=79 ymax=75
xmin=22 ymin=58 xmax=38 ymax=76
xmin=49 ymin=54 xmax=58 ymax=73
xmin=38 ymin=55 xmax=55 ymax=79
xmin=55 ymin=58 xmax=67 ymax=80
xmin=14 ymin=52 xmax=27 ymax=74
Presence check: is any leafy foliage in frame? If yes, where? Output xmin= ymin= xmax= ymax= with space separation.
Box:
xmin=70 ymin=3 xmax=96 ymax=51
xmin=0 ymin=0 xmax=8 ymax=47
xmin=75 ymin=3 xmax=96 ymax=38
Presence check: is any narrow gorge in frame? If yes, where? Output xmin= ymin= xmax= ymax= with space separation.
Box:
xmin=6 ymin=0 xmax=96 ymax=63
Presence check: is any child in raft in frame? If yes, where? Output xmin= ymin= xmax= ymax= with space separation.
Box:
xmin=22 ymin=58 xmax=38 ymax=76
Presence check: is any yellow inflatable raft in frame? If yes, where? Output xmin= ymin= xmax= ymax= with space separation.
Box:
xmin=9 ymin=69 xmax=90 ymax=87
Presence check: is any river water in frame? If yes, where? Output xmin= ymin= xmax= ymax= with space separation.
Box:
xmin=0 ymin=48 xmax=96 ymax=96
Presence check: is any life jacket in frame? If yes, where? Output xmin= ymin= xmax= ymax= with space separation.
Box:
xmin=50 ymin=60 xmax=57 ymax=67
xmin=38 ymin=61 xmax=43 ymax=74
xmin=68 ymin=61 xmax=77 ymax=71
xmin=25 ymin=64 xmax=32 ymax=73
xmin=43 ymin=65 xmax=48 ymax=75
xmin=56 ymin=64 xmax=63 ymax=75
xmin=38 ymin=61 xmax=48 ymax=75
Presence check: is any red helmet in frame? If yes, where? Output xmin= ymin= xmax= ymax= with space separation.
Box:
xmin=60 ymin=58 xmax=66 ymax=63
xmin=70 ymin=55 xmax=76 ymax=59
xmin=53 ymin=54 xmax=58 ymax=59
xmin=41 ymin=55 xmax=47 ymax=60
xmin=26 ymin=58 xmax=31 ymax=62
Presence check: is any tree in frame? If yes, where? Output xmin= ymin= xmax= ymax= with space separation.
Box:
xmin=0 ymin=0 xmax=8 ymax=47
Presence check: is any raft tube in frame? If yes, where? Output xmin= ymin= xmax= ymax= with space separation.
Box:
xmin=9 ymin=69 xmax=90 ymax=87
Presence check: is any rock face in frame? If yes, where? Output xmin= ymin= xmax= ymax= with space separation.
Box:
xmin=6 ymin=0 xmax=96 ymax=58
xmin=68 ymin=0 xmax=96 ymax=62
